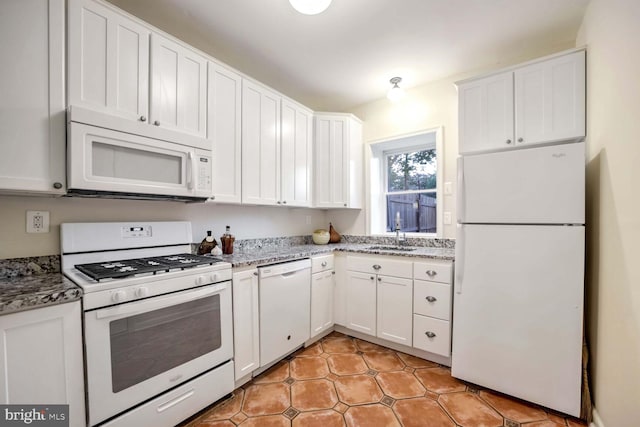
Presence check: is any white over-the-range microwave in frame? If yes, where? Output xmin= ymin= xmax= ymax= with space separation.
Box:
xmin=67 ymin=106 xmax=212 ymax=202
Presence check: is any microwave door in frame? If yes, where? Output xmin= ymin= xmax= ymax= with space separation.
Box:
xmin=68 ymin=122 xmax=210 ymax=199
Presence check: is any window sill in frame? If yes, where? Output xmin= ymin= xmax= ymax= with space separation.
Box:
xmin=372 ymin=232 xmax=438 ymax=239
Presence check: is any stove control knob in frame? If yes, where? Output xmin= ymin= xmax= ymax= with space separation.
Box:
xmin=112 ymin=290 xmax=127 ymax=303
xmin=196 ymin=276 xmax=205 ymax=286
xmin=210 ymin=273 xmax=219 ymax=282
xmin=136 ymin=287 xmax=149 ymax=298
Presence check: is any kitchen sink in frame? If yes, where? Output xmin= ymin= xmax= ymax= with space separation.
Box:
xmin=367 ymin=245 xmax=416 ymax=252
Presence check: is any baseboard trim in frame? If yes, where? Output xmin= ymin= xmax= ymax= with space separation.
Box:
xmin=591 ymin=407 xmax=604 ymax=427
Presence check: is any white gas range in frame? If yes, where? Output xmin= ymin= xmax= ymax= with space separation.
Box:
xmin=61 ymin=222 xmax=234 ymax=427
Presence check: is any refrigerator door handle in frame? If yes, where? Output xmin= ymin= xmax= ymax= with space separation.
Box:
xmin=455 ymin=223 xmax=465 ymax=294
xmin=456 ymin=156 xmax=465 ymax=223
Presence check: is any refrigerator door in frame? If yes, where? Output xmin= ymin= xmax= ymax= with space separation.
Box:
xmin=452 ymin=224 xmax=584 ymax=416
xmin=457 ymin=141 xmax=584 ymax=224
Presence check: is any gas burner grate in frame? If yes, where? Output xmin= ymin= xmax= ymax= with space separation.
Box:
xmin=75 ymin=253 xmax=223 ymax=281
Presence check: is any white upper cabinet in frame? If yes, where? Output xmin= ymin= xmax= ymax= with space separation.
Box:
xmin=514 ymin=50 xmax=586 ymax=147
xmin=0 ymin=0 xmax=66 ymax=194
xmin=314 ymin=113 xmax=363 ymax=208
xmin=458 ymin=49 xmax=585 ymax=154
xmin=68 ymin=0 xmax=149 ymax=122
xmin=208 ymin=61 xmax=242 ymax=203
xmin=281 ymin=100 xmax=313 ymax=207
xmin=458 ymin=72 xmax=514 ymax=154
xmin=68 ymin=0 xmax=207 ymax=139
xmin=150 ymin=33 xmax=207 ymax=137
xmin=242 ymin=80 xmax=281 ymax=205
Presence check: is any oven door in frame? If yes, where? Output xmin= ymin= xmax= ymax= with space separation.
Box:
xmin=68 ymin=122 xmax=212 ymax=199
xmin=84 ymin=282 xmax=232 ymax=426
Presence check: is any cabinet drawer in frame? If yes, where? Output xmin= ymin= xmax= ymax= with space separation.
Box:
xmin=413 ymin=261 xmax=452 ymax=283
xmin=311 ymin=254 xmax=334 ymax=273
xmin=413 ymin=314 xmax=451 ymax=357
xmin=413 ymin=280 xmax=451 ymax=321
xmin=347 ymin=256 xmax=413 ymax=278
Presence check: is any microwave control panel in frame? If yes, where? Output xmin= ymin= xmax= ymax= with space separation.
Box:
xmin=197 ymin=155 xmax=212 ymax=192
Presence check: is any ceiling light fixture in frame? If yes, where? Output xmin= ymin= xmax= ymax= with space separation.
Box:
xmin=289 ymin=0 xmax=332 ymax=15
xmin=387 ymin=77 xmax=405 ymax=102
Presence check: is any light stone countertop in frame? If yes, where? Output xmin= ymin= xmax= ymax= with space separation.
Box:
xmin=0 ymin=273 xmax=82 ymax=316
xmin=219 ymin=242 xmax=455 ymax=268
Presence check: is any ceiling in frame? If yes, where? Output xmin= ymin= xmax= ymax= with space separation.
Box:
xmin=107 ymin=0 xmax=590 ymax=112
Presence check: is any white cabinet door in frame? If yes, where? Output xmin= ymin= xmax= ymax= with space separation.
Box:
xmin=68 ymin=0 xmax=149 ymax=123
xmin=232 ymin=269 xmax=260 ymax=380
xmin=242 ymin=80 xmax=281 ymax=205
xmin=377 ymin=275 xmax=413 ymax=346
xmin=315 ymin=115 xmax=348 ymax=208
xmin=208 ymin=62 xmax=242 ymax=203
xmin=0 ymin=302 xmax=85 ymax=427
xmin=346 ymin=271 xmax=377 ymax=336
xmin=311 ymin=270 xmax=335 ymax=336
xmin=515 ymin=50 xmax=586 ymax=147
xmin=0 ymin=0 xmax=65 ymax=194
xmin=150 ymin=33 xmax=207 ymax=137
xmin=458 ymin=71 xmax=514 ymax=154
xmin=281 ymin=100 xmax=313 ymax=207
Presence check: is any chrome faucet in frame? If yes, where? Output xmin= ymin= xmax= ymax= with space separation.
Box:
xmin=395 ymin=226 xmax=406 ymax=246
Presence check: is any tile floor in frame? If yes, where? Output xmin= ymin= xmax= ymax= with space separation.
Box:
xmin=179 ymin=332 xmax=587 ymax=427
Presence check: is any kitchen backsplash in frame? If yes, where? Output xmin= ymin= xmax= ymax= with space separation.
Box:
xmin=0 ymin=255 xmax=60 ymax=279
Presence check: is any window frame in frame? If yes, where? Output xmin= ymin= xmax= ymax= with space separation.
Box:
xmin=366 ymin=127 xmax=444 ymax=238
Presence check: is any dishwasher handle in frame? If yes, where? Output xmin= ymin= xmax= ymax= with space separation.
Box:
xmin=259 ymin=258 xmax=312 ymax=279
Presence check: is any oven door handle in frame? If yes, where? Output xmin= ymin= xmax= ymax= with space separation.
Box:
xmin=95 ymin=282 xmax=228 ymax=320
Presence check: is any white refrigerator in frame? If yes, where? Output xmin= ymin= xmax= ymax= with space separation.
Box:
xmin=451 ymin=141 xmax=585 ymax=417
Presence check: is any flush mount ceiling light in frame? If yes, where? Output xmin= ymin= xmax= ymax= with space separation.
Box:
xmin=387 ymin=77 xmax=405 ymax=102
xmin=289 ymin=0 xmax=332 ymax=15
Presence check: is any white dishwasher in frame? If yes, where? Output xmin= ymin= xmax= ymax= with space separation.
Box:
xmin=259 ymin=259 xmax=311 ymax=367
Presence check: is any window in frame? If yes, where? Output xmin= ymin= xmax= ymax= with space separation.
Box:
xmin=368 ymin=128 xmax=443 ymax=237
xmin=385 ymin=148 xmax=437 ymax=233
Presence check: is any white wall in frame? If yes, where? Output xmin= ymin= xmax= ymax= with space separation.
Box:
xmin=0 ymin=196 xmax=327 ymax=259
xmin=576 ymin=1 xmax=640 ymax=426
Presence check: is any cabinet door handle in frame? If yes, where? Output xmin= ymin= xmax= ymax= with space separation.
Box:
xmin=140 ymin=115 xmax=147 ymax=122
xmin=52 ymin=182 xmax=63 ymax=189
xmin=372 ymin=264 xmax=381 ymax=270
xmin=283 ymin=201 xmax=287 ymax=204
xmin=426 ymin=296 xmax=437 ymax=302
xmin=426 ymin=270 xmax=437 ymax=277
xmin=377 ymin=277 xmax=381 ymax=282
xmin=518 ymin=137 xmax=524 ymax=143
xmin=154 ymin=120 xmax=161 ymax=126
xmin=370 ymin=276 xmax=374 ymax=280
xmin=321 ymin=262 xmax=327 ymax=267
xmin=506 ymin=139 xmax=512 ymax=144
xmin=425 ymin=331 xmax=436 ymax=338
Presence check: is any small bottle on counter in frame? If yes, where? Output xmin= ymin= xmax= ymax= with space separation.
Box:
xmin=220 ymin=225 xmax=235 ymax=255
xmin=197 ymin=230 xmax=218 ymax=255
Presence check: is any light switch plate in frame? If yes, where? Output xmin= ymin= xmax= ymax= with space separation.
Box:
xmin=444 ymin=182 xmax=453 ymax=195
xmin=443 ymin=212 xmax=452 ymax=225
xmin=26 ymin=210 xmax=50 ymax=233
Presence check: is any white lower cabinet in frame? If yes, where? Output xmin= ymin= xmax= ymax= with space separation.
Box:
xmin=412 ymin=261 xmax=454 ymax=357
xmin=345 ymin=271 xmax=377 ymax=335
xmin=346 ymin=255 xmax=413 ymax=341
xmin=377 ymin=275 xmax=413 ymax=346
xmin=310 ymin=255 xmax=335 ymax=337
xmin=232 ymin=269 xmax=260 ymax=380
xmin=0 ymin=302 xmax=85 ymax=427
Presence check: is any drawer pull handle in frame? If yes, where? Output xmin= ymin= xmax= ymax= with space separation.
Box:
xmin=372 ymin=264 xmax=381 ymax=270
xmin=370 ymin=276 xmax=375 ymax=280
xmin=425 ymin=331 xmax=436 ymax=338
xmin=377 ymin=277 xmax=381 ymax=281
xmin=321 ymin=261 xmax=327 ymax=267
xmin=425 ymin=296 xmax=437 ymax=302
xmin=426 ymin=270 xmax=437 ymax=277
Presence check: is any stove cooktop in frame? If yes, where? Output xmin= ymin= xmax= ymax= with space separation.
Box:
xmin=74 ymin=253 xmax=223 ymax=281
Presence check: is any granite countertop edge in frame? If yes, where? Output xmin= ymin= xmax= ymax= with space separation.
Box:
xmin=0 ymin=274 xmax=83 ymax=316
xmin=221 ymin=243 xmax=455 ymax=268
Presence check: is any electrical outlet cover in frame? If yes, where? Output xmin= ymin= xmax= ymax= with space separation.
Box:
xmin=26 ymin=210 xmax=50 ymax=233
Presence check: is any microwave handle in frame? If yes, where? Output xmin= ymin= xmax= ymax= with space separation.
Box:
xmin=186 ymin=152 xmax=194 ymax=190
xmin=95 ymin=282 xmax=228 ymax=320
